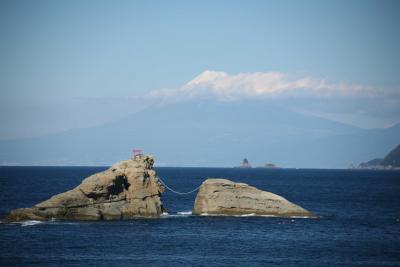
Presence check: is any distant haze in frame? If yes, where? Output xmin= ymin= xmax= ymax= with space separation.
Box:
xmin=1 ymin=100 xmax=399 ymax=168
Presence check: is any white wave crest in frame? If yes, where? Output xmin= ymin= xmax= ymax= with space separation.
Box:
xmin=177 ymin=211 xmax=192 ymax=215
xmin=235 ymin=213 xmax=256 ymax=217
xmin=20 ymin=220 xmax=43 ymax=227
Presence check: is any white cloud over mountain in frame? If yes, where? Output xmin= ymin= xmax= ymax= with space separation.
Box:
xmin=151 ymin=70 xmax=383 ymax=101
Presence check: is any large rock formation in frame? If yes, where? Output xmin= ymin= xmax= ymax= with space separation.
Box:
xmin=193 ymin=179 xmax=315 ymax=218
xmin=4 ymin=155 xmax=165 ymax=222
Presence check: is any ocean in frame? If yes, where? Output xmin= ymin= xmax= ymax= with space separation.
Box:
xmin=0 ymin=167 xmax=399 ymax=266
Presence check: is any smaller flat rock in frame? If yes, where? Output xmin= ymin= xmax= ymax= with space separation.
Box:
xmin=193 ymin=178 xmax=316 ymax=218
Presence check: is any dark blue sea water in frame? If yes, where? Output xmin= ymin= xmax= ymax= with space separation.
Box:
xmin=0 ymin=167 xmax=399 ymax=266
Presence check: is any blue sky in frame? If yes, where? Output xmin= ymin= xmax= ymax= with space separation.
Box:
xmin=0 ymin=0 xmax=399 ymax=139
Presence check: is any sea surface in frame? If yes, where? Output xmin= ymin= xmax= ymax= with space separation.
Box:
xmin=0 ymin=167 xmax=399 ymax=266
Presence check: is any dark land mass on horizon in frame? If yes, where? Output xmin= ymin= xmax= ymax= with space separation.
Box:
xmin=359 ymin=144 xmax=400 ymax=169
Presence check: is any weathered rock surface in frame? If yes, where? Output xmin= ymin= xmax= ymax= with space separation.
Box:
xmin=193 ymin=179 xmax=315 ymax=218
xmin=4 ymin=155 xmax=165 ymax=222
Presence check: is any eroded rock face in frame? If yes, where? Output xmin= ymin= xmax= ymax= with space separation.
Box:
xmin=4 ymin=155 xmax=165 ymax=222
xmin=193 ymin=179 xmax=315 ymax=218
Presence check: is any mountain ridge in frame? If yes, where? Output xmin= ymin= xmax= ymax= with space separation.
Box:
xmin=0 ymin=100 xmax=398 ymax=168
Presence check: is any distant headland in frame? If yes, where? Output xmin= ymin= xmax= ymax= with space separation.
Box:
xmin=357 ymin=145 xmax=400 ymax=170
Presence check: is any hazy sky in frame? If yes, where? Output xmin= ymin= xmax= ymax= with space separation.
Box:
xmin=0 ymin=0 xmax=399 ymax=139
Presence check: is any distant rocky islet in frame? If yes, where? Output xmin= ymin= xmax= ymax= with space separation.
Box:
xmin=237 ymin=158 xmax=279 ymax=168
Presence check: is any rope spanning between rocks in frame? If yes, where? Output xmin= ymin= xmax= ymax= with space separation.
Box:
xmin=157 ymin=176 xmax=201 ymax=195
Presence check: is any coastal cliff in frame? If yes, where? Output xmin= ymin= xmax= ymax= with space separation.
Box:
xmin=358 ymin=144 xmax=400 ymax=170
xmin=193 ymin=178 xmax=315 ymax=218
xmin=4 ymin=155 xmax=165 ymax=222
